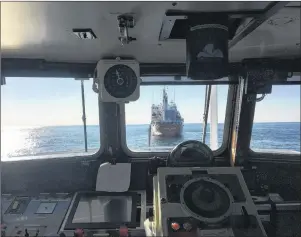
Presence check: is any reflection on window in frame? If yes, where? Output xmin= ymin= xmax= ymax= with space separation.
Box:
xmin=125 ymin=84 xmax=229 ymax=152
xmin=251 ymin=85 xmax=300 ymax=153
xmin=1 ymin=78 xmax=100 ymax=161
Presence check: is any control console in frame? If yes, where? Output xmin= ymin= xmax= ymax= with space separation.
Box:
xmin=1 ymin=191 xmax=148 ymax=237
xmin=153 ymin=167 xmax=267 ymax=237
xmin=1 ymin=193 xmax=72 ymax=237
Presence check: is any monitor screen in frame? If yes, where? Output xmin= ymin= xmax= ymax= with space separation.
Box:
xmin=72 ymin=196 xmax=132 ymax=223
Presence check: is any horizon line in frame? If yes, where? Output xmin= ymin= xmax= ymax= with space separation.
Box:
xmin=1 ymin=121 xmax=300 ymax=128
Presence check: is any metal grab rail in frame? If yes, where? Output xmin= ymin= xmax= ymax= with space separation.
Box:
xmin=75 ymin=78 xmax=89 ymax=152
xmin=202 ymin=85 xmax=211 ymax=143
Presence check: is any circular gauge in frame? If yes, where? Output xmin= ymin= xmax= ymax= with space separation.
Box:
xmin=104 ymin=64 xmax=138 ymax=98
xmin=180 ymin=177 xmax=233 ymax=224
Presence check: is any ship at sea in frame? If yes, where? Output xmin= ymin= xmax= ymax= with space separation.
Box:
xmin=150 ymin=88 xmax=184 ymax=137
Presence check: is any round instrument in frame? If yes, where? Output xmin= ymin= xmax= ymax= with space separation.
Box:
xmin=180 ymin=177 xmax=233 ymax=224
xmin=104 ymin=64 xmax=138 ymax=98
xmin=168 ymin=140 xmax=214 ymax=167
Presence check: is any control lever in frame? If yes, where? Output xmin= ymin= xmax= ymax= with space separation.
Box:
xmin=1 ymin=224 xmax=7 ymax=237
xmin=24 ymin=228 xmax=39 ymax=237
xmin=25 ymin=229 xmax=29 ymax=237
xmin=241 ymin=206 xmax=251 ymax=228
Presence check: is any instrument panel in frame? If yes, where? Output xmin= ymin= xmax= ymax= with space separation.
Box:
xmin=2 ymin=192 xmax=301 ymax=237
xmin=1 ymin=193 xmax=72 ymax=237
xmin=1 ymin=192 xmax=148 ymax=237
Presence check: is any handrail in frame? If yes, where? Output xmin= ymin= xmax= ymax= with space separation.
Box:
xmin=202 ymin=85 xmax=211 ymax=143
xmin=81 ymin=80 xmax=88 ymax=152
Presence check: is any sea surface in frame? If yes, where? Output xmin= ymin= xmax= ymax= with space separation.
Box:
xmin=1 ymin=122 xmax=300 ymax=160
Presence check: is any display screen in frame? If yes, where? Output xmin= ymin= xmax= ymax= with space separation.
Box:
xmin=72 ymin=196 xmax=132 ymax=223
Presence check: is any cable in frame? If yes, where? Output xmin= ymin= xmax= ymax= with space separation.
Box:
xmin=92 ymin=68 xmax=99 ymax=93
xmin=256 ymin=94 xmax=266 ymax=102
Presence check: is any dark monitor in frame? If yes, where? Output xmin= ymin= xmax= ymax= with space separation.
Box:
xmin=65 ymin=192 xmax=139 ymax=230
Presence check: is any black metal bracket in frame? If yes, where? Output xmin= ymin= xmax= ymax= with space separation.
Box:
xmin=159 ymin=2 xmax=288 ymax=49
xmin=117 ymin=14 xmax=136 ymax=45
xmin=242 ymin=58 xmax=289 ymax=95
xmin=159 ymin=10 xmax=264 ymax=41
xmin=1 ymin=76 xmax=6 ymax=86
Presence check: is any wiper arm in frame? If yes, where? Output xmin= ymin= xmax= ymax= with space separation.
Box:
xmin=202 ymin=85 xmax=211 ymax=143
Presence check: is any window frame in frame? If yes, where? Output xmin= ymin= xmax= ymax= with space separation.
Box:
xmin=120 ymin=82 xmax=233 ymax=158
xmin=1 ymin=77 xmax=104 ymax=162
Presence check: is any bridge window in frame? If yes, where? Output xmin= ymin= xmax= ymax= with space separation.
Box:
xmin=1 ymin=77 xmax=100 ymax=161
xmin=125 ymin=81 xmax=229 ymax=153
xmin=251 ymin=84 xmax=300 ymax=154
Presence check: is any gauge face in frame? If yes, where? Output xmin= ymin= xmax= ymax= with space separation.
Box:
xmin=104 ymin=64 xmax=138 ymax=98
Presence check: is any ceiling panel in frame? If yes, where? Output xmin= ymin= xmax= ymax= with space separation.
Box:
xmin=1 ymin=2 xmax=299 ymax=64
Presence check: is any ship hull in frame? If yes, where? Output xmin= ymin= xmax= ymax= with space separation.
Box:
xmin=151 ymin=122 xmax=183 ymax=137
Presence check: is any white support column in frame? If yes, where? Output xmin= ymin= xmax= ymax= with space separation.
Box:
xmin=210 ymin=85 xmax=218 ymax=150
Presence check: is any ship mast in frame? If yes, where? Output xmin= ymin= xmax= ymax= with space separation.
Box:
xmin=162 ymin=87 xmax=168 ymax=121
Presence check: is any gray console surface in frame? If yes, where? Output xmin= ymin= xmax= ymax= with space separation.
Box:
xmin=1 ymin=193 xmax=72 ymax=237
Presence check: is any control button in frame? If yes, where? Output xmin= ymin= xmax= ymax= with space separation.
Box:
xmin=12 ymin=201 xmax=20 ymax=210
xmin=171 ymin=222 xmax=180 ymax=231
xmin=74 ymin=229 xmax=84 ymax=237
xmin=183 ymin=222 xmax=193 ymax=231
xmin=119 ymin=226 xmax=128 ymax=237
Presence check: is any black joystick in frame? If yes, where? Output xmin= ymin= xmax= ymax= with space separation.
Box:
xmin=199 ymin=188 xmax=215 ymax=203
xmin=25 ymin=229 xmax=29 ymax=237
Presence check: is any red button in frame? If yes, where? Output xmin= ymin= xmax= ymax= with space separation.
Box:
xmin=75 ymin=228 xmax=84 ymax=237
xmin=171 ymin=222 xmax=180 ymax=231
xmin=119 ymin=226 xmax=128 ymax=237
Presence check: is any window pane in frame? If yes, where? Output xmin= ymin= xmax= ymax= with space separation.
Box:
xmin=125 ymin=83 xmax=229 ymax=152
xmin=251 ymin=85 xmax=300 ymax=153
xmin=1 ymin=77 xmax=100 ymax=160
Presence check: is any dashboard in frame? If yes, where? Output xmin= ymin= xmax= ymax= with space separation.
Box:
xmin=1 ymin=192 xmax=151 ymax=237
xmin=1 ymin=142 xmax=301 ymax=237
xmin=1 ymin=179 xmax=301 ymax=237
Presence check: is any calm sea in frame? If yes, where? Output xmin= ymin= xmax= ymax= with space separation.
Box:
xmin=1 ymin=122 xmax=300 ymax=160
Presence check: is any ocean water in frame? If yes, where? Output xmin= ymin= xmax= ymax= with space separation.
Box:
xmin=1 ymin=123 xmax=300 ymax=160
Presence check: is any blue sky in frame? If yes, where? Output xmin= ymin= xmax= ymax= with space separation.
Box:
xmin=1 ymin=77 xmax=300 ymax=127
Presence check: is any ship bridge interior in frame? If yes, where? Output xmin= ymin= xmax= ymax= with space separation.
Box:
xmin=1 ymin=2 xmax=301 ymax=237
